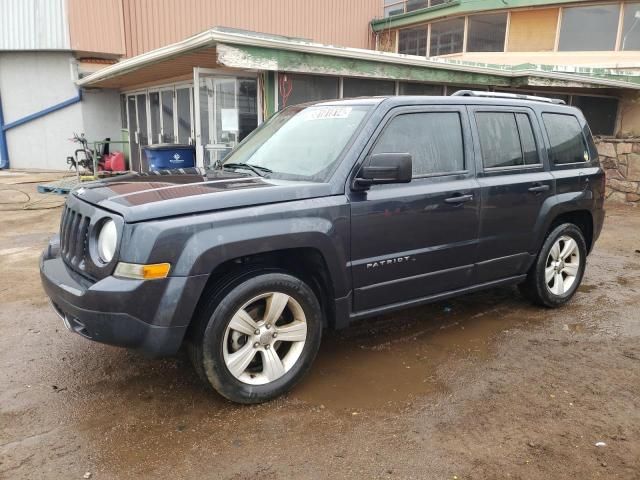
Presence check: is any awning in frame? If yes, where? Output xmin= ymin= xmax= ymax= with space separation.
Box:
xmin=77 ymin=27 xmax=640 ymax=91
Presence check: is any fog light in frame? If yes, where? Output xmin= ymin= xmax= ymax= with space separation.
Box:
xmin=114 ymin=262 xmax=171 ymax=280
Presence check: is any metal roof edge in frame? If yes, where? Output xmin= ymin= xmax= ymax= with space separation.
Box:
xmin=371 ymin=0 xmax=583 ymax=31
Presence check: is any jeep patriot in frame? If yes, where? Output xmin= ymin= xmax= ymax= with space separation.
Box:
xmin=41 ymin=91 xmax=605 ymax=403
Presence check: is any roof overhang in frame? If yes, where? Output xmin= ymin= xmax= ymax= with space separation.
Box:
xmin=77 ymin=27 xmax=640 ymax=92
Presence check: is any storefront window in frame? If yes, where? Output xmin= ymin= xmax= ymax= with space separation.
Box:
xmin=160 ymin=90 xmax=174 ymax=143
xmin=398 ymin=82 xmax=443 ymax=95
xmin=149 ymin=91 xmax=160 ymax=144
xmin=572 ymin=96 xmax=618 ymax=136
xmin=467 ymin=13 xmax=507 ymax=52
xmin=558 ymin=4 xmax=620 ymax=51
xmin=343 ymin=78 xmax=396 ymax=97
xmin=430 ymin=18 xmax=464 ymax=56
xmin=398 ymin=27 xmax=428 ymax=56
xmin=197 ymin=75 xmax=258 ymax=168
xmin=277 ymin=73 xmax=339 ymax=108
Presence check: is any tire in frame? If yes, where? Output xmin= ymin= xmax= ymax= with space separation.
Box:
xmin=519 ymin=223 xmax=587 ymax=308
xmin=188 ymin=272 xmax=323 ymax=404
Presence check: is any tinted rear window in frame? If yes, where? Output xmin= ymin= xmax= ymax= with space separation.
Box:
xmin=542 ymin=113 xmax=589 ymax=164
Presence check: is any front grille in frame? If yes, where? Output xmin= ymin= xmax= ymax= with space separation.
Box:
xmin=59 ymin=206 xmax=90 ymax=272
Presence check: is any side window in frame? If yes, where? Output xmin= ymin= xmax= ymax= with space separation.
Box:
xmin=372 ymin=112 xmax=465 ymax=176
xmin=516 ymin=113 xmax=539 ymax=165
xmin=542 ymin=113 xmax=589 ymax=164
xmin=476 ymin=112 xmax=540 ymax=169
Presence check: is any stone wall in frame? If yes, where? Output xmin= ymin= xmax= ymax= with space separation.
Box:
xmin=596 ymin=138 xmax=640 ymax=205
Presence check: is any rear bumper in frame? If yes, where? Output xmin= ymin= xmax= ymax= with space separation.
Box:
xmin=40 ymin=236 xmax=208 ymax=356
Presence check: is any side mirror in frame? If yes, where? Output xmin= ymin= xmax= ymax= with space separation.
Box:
xmin=354 ymin=153 xmax=412 ymax=189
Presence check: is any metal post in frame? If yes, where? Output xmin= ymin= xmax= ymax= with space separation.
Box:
xmin=0 ymin=92 xmax=9 ymax=169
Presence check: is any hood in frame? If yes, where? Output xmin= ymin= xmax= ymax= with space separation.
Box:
xmin=72 ymin=169 xmax=332 ymax=222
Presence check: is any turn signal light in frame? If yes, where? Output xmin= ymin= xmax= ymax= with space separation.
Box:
xmin=114 ymin=262 xmax=171 ymax=280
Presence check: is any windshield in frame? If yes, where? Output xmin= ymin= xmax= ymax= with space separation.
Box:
xmin=221 ymin=104 xmax=371 ymax=182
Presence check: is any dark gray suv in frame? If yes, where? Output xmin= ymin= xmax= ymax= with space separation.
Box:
xmin=40 ymin=91 xmax=605 ymax=403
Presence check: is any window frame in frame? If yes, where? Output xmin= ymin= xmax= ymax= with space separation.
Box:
xmin=365 ymin=105 xmax=473 ymax=181
xmin=557 ymin=2 xmax=621 ymax=52
xmin=468 ymin=106 xmax=546 ymax=176
xmin=466 ymin=12 xmax=509 ymax=53
xmin=540 ymin=111 xmax=592 ymax=169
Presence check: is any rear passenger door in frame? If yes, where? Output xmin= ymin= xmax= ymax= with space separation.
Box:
xmin=470 ymin=107 xmax=554 ymax=284
xmin=349 ymin=106 xmax=480 ymax=312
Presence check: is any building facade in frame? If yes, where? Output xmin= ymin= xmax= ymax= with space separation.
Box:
xmin=2 ymin=0 xmax=640 ymax=188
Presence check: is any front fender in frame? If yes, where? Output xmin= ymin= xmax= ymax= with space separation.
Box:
xmin=121 ymin=196 xmax=351 ymax=298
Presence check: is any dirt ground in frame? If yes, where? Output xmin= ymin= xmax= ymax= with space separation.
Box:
xmin=1 ymin=171 xmax=639 ymax=480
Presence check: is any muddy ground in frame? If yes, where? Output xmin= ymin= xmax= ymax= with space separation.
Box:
xmin=1 ymin=171 xmax=639 ymax=479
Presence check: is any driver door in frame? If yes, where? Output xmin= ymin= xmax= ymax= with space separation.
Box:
xmin=348 ymin=106 xmax=480 ymax=312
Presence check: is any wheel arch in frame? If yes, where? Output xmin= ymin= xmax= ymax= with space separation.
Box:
xmin=532 ymin=193 xmax=595 ymax=255
xmin=547 ymin=210 xmax=594 ymax=253
xmin=187 ymin=246 xmax=339 ymax=339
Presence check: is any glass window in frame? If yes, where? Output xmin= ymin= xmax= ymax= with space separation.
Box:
xmin=224 ymin=105 xmax=371 ymax=182
xmin=398 ymin=82 xmax=443 ymax=95
xmin=406 ymin=0 xmax=427 ymax=12
xmin=135 ymin=93 xmax=148 ymax=146
xmin=343 ymin=78 xmax=396 ymax=97
xmin=515 ymin=113 xmax=539 ymax=165
xmin=542 ymin=113 xmax=588 ymax=164
xmin=384 ymin=0 xmax=405 ymax=17
xmin=467 ymin=13 xmax=507 ymax=52
xmin=571 ymin=96 xmax=618 ymax=136
xmin=372 ymin=112 xmax=465 ymax=176
xmin=161 ymin=90 xmax=174 ymax=143
xmin=558 ymin=4 xmax=620 ymax=51
xmin=622 ymin=3 xmax=640 ymax=50
xmin=119 ymin=94 xmax=127 ymax=129
xmin=278 ymin=73 xmax=339 ymax=108
xmin=176 ymin=87 xmax=191 ymax=144
xmin=476 ymin=112 xmax=523 ymax=168
xmin=430 ymin=0 xmax=449 ymax=5
xmin=215 ymin=78 xmax=237 ymax=146
xmin=430 ymin=18 xmax=465 ymax=56
xmin=198 ymin=79 xmax=211 ymax=147
xmin=149 ymin=91 xmax=160 ymax=144
xmin=398 ymin=27 xmax=428 ymax=56
xmin=238 ymin=79 xmax=258 ymax=142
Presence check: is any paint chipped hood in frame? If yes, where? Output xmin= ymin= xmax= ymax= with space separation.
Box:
xmin=72 ymin=169 xmax=332 ymax=222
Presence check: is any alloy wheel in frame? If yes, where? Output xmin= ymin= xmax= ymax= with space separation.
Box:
xmin=545 ymin=235 xmax=581 ymax=296
xmin=222 ymin=292 xmax=308 ymax=385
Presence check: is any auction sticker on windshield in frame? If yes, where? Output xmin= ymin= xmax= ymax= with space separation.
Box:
xmin=302 ymin=106 xmax=352 ymax=120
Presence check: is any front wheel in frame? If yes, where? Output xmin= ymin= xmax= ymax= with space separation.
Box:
xmin=519 ymin=223 xmax=587 ymax=308
xmin=189 ymin=272 xmax=323 ymax=404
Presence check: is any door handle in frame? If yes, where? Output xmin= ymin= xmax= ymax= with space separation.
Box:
xmin=444 ymin=194 xmax=474 ymax=204
xmin=528 ymin=184 xmax=550 ymax=193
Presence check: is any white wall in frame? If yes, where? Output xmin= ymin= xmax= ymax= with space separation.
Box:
xmin=0 ymin=51 xmax=122 ymax=170
xmin=0 ymin=0 xmax=70 ymax=50
xmin=81 ymin=89 xmax=123 ymax=147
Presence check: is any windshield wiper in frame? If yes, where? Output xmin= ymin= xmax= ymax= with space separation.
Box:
xmin=222 ymin=163 xmax=272 ymax=177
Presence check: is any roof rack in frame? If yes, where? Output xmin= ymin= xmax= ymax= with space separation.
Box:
xmin=452 ymin=90 xmax=566 ymax=105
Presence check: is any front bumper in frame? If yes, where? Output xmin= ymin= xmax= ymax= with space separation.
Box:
xmin=40 ymin=236 xmax=208 ymax=356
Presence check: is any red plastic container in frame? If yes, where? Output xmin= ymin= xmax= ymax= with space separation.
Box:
xmin=101 ymin=151 xmax=126 ymax=171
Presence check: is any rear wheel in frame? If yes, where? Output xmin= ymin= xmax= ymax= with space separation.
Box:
xmin=519 ymin=223 xmax=587 ymax=308
xmin=189 ymin=272 xmax=322 ymax=404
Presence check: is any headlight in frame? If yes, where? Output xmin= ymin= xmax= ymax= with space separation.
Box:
xmin=97 ymin=219 xmax=117 ymax=263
